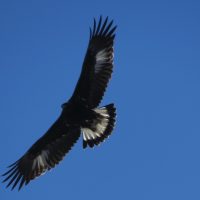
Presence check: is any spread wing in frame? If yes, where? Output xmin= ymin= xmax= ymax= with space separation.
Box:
xmin=70 ymin=16 xmax=117 ymax=108
xmin=2 ymin=115 xmax=81 ymax=190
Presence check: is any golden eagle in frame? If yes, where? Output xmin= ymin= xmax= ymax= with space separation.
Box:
xmin=2 ymin=16 xmax=117 ymax=190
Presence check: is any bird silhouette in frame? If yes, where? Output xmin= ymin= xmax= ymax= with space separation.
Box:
xmin=2 ymin=16 xmax=117 ymax=190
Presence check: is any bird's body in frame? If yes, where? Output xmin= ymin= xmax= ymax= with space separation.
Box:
xmin=2 ymin=16 xmax=117 ymax=190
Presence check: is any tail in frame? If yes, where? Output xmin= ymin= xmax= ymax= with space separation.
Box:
xmin=81 ymin=103 xmax=116 ymax=148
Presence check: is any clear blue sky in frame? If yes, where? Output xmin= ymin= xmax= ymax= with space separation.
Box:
xmin=0 ymin=0 xmax=200 ymax=199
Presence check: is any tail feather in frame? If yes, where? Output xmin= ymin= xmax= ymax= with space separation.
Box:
xmin=81 ymin=103 xmax=116 ymax=148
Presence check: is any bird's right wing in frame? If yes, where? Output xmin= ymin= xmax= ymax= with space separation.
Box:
xmin=2 ymin=116 xmax=81 ymax=190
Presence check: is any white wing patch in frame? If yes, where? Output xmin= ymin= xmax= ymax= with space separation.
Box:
xmin=95 ymin=48 xmax=113 ymax=74
xmin=96 ymin=49 xmax=107 ymax=62
xmin=32 ymin=150 xmax=50 ymax=171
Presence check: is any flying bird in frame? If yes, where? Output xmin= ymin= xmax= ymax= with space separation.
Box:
xmin=2 ymin=16 xmax=117 ymax=190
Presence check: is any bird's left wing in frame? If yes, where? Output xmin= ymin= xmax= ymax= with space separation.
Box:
xmin=69 ymin=16 xmax=117 ymax=108
xmin=2 ymin=116 xmax=81 ymax=190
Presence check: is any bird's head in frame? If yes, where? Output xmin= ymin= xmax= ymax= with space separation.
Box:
xmin=61 ymin=102 xmax=69 ymax=109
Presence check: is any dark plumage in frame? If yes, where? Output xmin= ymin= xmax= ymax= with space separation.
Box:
xmin=2 ymin=16 xmax=117 ymax=190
